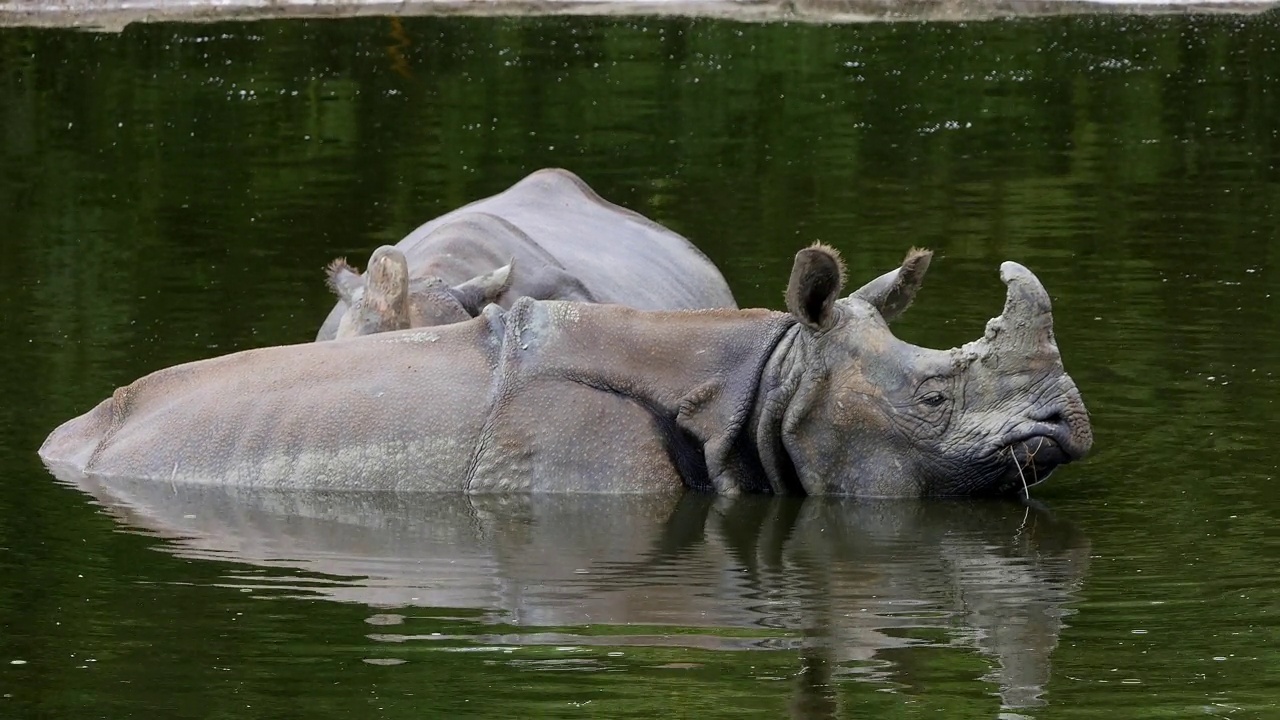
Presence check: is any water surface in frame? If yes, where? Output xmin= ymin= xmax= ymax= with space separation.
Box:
xmin=1 ymin=13 xmax=1279 ymax=719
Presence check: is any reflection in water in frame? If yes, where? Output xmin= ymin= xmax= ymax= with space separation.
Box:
xmin=64 ymin=471 xmax=1089 ymax=714
xmin=386 ymin=18 xmax=414 ymax=81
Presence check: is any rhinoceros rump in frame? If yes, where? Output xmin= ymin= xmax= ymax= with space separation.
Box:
xmin=316 ymin=168 xmax=737 ymax=340
xmin=40 ymin=245 xmax=1092 ymax=497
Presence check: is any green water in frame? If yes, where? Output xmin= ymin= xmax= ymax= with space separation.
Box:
xmin=2 ymin=12 xmax=1279 ymax=718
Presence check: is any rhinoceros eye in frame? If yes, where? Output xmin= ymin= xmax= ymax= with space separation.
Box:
xmin=919 ymin=391 xmax=948 ymax=408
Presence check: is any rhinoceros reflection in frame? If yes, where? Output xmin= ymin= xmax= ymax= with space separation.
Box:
xmin=67 ymin=472 xmax=1087 ymax=713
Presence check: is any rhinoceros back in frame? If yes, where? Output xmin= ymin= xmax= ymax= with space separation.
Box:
xmin=40 ymin=323 xmax=503 ymax=490
xmin=427 ymin=168 xmax=735 ymax=311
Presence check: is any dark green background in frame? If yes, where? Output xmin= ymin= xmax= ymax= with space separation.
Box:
xmin=1 ymin=13 xmax=1278 ymax=718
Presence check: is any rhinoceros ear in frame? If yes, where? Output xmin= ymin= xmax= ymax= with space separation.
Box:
xmin=450 ymin=259 xmax=516 ymax=317
xmin=850 ymin=247 xmax=932 ymax=323
xmin=786 ymin=243 xmax=846 ymax=331
xmin=325 ymin=257 xmax=364 ymax=305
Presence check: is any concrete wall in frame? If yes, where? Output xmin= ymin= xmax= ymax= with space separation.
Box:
xmin=1 ymin=0 xmax=1277 ymax=31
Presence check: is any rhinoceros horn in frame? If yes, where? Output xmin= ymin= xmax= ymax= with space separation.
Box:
xmin=980 ymin=262 xmax=1059 ymax=359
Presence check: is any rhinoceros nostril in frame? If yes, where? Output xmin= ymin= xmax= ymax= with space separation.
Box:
xmin=1028 ymin=405 xmax=1065 ymax=425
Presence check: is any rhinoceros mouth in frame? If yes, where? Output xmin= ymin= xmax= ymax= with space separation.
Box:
xmin=997 ymin=435 xmax=1070 ymax=493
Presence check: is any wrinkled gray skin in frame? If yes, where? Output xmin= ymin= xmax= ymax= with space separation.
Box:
xmin=326 ymin=246 xmax=513 ymax=338
xmin=315 ymin=167 xmax=737 ymax=340
xmin=40 ymin=245 xmax=1093 ymax=497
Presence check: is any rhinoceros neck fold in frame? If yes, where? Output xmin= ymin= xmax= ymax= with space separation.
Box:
xmin=488 ymin=299 xmax=797 ymax=493
xmin=749 ymin=324 xmax=807 ymax=495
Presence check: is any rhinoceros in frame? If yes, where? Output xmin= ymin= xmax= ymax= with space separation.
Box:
xmin=39 ymin=245 xmax=1092 ymax=497
xmin=316 ymin=168 xmax=736 ymax=340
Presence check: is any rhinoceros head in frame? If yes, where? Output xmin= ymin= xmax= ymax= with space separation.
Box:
xmin=776 ymin=244 xmax=1092 ymax=497
xmin=406 ymin=262 xmax=514 ymax=327
xmin=329 ymin=245 xmax=412 ymax=339
xmin=326 ymin=247 xmax=513 ymax=337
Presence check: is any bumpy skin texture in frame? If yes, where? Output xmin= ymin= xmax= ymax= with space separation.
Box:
xmin=314 ymin=168 xmax=737 ymax=341
xmin=41 ymin=247 xmax=1093 ymax=497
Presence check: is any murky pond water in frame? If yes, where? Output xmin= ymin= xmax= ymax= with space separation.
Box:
xmin=2 ymin=12 xmax=1279 ymax=718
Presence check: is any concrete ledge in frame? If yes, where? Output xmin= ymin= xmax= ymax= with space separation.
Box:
xmin=1 ymin=0 xmax=1277 ymax=31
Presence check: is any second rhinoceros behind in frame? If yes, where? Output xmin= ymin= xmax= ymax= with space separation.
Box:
xmin=315 ymin=168 xmax=737 ymax=340
xmin=40 ymin=245 xmax=1092 ymax=498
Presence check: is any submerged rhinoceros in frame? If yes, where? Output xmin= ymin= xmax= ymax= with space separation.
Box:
xmin=325 ymin=246 xmax=514 ymax=339
xmin=316 ymin=168 xmax=736 ymax=340
xmin=39 ymin=245 xmax=1092 ymax=497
